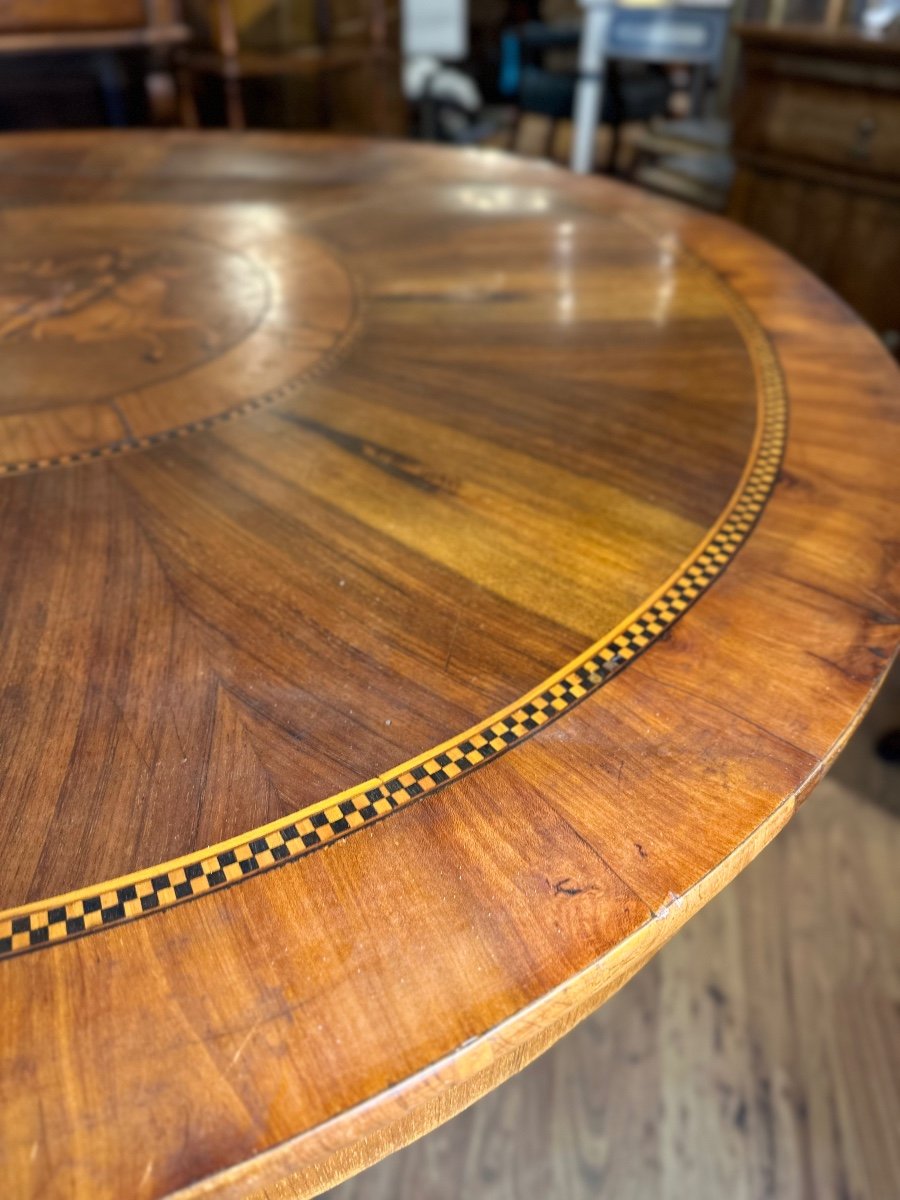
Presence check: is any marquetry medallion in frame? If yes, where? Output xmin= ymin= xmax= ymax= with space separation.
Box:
xmin=0 ymin=206 xmax=357 ymax=470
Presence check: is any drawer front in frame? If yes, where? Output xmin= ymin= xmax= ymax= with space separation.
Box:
xmin=728 ymin=166 xmax=900 ymax=340
xmin=735 ymin=77 xmax=900 ymax=179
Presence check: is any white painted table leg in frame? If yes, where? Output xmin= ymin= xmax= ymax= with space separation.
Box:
xmin=570 ymin=1 xmax=614 ymax=174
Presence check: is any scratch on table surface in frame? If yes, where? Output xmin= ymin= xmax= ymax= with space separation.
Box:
xmin=229 ymin=1017 xmax=263 ymax=1069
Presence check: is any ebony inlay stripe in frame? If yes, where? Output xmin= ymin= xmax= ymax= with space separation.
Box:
xmin=0 ymin=293 xmax=787 ymax=963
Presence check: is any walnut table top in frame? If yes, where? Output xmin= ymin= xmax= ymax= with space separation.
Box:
xmin=0 ymin=132 xmax=897 ymax=1200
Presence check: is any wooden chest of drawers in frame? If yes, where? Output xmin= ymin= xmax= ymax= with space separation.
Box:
xmin=728 ymin=26 xmax=900 ymax=347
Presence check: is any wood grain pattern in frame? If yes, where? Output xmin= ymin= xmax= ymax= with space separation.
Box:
xmin=0 ymin=0 xmax=146 ymax=33
xmin=0 ymin=137 xmax=766 ymax=915
xmin=0 ymin=132 xmax=897 ymax=1200
xmin=321 ymin=678 xmax=900 ymax=1200
xmin=728 ymin=25 xmax=900 ymax=344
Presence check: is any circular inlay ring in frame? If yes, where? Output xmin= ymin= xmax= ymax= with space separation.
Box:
xmin=0 ymin=274 xmax=788 ymax=962
xmin=0 ymin=205 xmax=359 ymax=473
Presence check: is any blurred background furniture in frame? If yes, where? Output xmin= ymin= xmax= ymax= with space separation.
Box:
xmin=0 ymin=0 xmax=190 ymax=127
xmin=571 ymin=0 xmax=732 ymax=172
xmin=727 ymin=24 xmax=900 ymax=350
xmin=502 ymin=20 xmax=674 ymax=166
xmin=178 ymin=0 xmax=404 ymax=132
xmin=626 ymin=114 xmax=733 ymax=208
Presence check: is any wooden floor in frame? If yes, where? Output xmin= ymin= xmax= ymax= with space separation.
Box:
xmin=324 ymin=667 xmax=900 ymax=1200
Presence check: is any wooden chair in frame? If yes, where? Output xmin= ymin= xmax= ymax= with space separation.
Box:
xmin=0 ymin=1 xmax=191 ymax=125
xmin=503 ymin=22 xmax=674 ymax=168
xmin=178 ymin=0 xmax=397 ymax=132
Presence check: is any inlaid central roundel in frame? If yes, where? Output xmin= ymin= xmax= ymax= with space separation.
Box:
xmin=0 ymin=235 xmax=267 ymax=405
xmin=0 ymin=205 xmax=357 ymax=469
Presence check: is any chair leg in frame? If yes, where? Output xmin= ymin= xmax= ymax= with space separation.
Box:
xmin=93 ymin=52 xmax=128 ymax=127
xmin=224 ymin=72 xmax=246 ymax=130
xmin=369 ymin=57 xmax=389 ymax=136
xmin=145 ymin=66 xmax=178 ymax=126
xmin=177 ymin=68 xmax=200 ymax=129
xmin=315 ymin=70 xmax=334 ymax=130
xmin=544 ymin=118 xmax=557 ymax=160
xmin=607 ymin=122 xmax=621 ymax=174
xmin=690 ymin=64 xmax=709 ymax=119
xmin=213 ymin=0 xmax=245 ymax=129
xmin=876 ymin=729 xmax=900 ymax=763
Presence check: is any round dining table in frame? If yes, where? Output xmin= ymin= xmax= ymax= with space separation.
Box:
xmin=0 ymin=132 xmax=898 ymax=1200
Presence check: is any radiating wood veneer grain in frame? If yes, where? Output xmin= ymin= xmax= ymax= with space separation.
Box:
xmin=0 ymin=133 xmax=897 ymax=1199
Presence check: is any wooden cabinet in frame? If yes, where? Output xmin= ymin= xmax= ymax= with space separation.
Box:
xmin=728 ymin=26 xmax=900 ymax=347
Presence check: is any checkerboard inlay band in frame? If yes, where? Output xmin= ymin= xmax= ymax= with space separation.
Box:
xmin=0 ymin=298 xmax=788 ymax=963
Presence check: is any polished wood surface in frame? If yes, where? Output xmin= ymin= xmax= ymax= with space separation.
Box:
xmin=325 ymin=678 xmax=900 ymax=1200
xmin=0 ymin=132 xmax=897 ymax=1199
xmin=0 ymin=139 xmax=758 ymax=904
xmin=728 ymin=25 xmax=900 ymax=346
